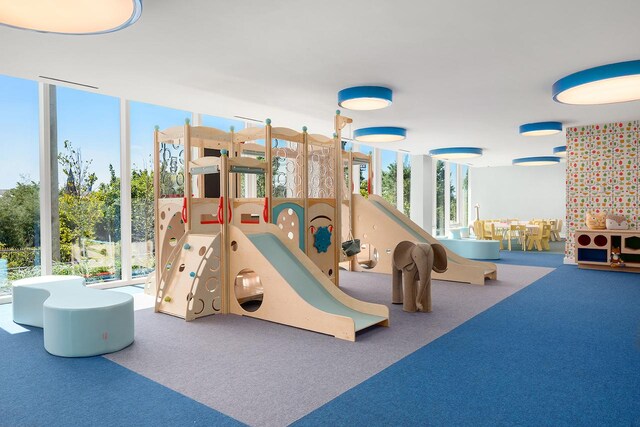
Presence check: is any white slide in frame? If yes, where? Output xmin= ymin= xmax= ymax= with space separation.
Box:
xmin=228 ymin=224 xmax=389 ymax=341
xmin=352 ymin=194 xmax=497 ymax=285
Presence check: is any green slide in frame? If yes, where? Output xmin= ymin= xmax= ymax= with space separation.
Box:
xmin=247 ymin=233 xmax=386 ymax=331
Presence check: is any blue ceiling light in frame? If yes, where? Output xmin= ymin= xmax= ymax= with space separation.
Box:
xmin=338 ymin=86 xmax=393 ymax=111
xmin=519 ymin=121 xmax=563 ymax=136
xmin=512 ymin=156 xmax=561 ymax=166
xmin=429 ymin=147 xmax=483 ymax=160
xmin=0 ymin=0 xmax=142 ymax=35
xmin=553 ymin=146 xmax=567 ymax=157
xmin=353 ymin=126 xmax=406 ymax=143
xmin=552 ymin=60 xmax=640 ymax=105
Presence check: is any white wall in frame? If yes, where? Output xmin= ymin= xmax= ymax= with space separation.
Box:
xmin=469 ymin=164 xmax=566 ymax=230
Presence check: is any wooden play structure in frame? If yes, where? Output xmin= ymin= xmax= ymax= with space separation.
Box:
xmin=340 ymin=151 xmax=498 ymax=285
xmin=153 ymin=114 xmax=389 ymax=341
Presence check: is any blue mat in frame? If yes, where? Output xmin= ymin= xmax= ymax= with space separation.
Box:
xmin=294 ymin=266 xmax=640 ymax=426
xmin=481 ymin=250 xmax=566 ymax=268
xmin=0 ymin=327 xmax=244 ymax=427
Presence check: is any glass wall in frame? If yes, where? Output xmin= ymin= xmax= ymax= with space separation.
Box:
xmin=460 ymin=165 xmax=469 ymax=227
xmin=55 ymin=87 xmax=121 ymax=283
xmin=0 ymin=76 xmax=40 ymax=295
xmin=356 ymin=145 xmax=372 ymax=196
xmin=402 ymin=153 xmax=411 ymax=216
xmin=129 ymin=102 xmax=191 ymax=278
xmin=450 ymin=163 xmax=458 ymax=224
xmin=435 ymin=160 xmax=445 ymax=236
xmin=380 ymin=149 xmax=397 ymax=205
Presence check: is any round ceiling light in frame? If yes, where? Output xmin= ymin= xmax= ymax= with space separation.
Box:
xmin=553 ymin=146 xmax=567 ymax=157
xmin=0 ymin=0 xmax=142 ymax=34
xmin=552 ymin=60 xmax=640 ymax=105
xmin=512 ymin=156 xmax=561 ymax=166
xmin=519 ymin=121 xmax=563 ymax=136
xmin=353 ymin=126 xmax=406 ymax=143
xmin=429 ymin=147 xmax=483 ymax=160
xmin=338 ymin=86 xmax=392 ymax=110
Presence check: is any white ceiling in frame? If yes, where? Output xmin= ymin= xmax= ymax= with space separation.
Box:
xmin=1 ymin=0 xmax=640 ymax=166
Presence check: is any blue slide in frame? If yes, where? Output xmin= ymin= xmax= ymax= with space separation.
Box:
xmin=247 ymin=233 xmax=386 ymax=331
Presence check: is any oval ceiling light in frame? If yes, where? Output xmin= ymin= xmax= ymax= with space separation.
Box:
xmin=553 ymin=145 xmax=567 ymax=157
xmin=552 ymin=60 xmax=640 ymax=105
xmin=512 ymin=156 xmax=561 ymax=166
xmin=353 ymin=126 xmax=406 ymax=143
xmin=338 ymin=86 xmax=392 ymax=111
xmin=519 ymin=121 xmax=563 ymax=136
xmin=0 ymin=0 xmax=142 ymax=35
xmin=429 ymin=147 xmax=483 ymax=160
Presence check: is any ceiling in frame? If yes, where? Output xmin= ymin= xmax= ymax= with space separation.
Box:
xmin=1 ymin=0 xmax=640 ymax=166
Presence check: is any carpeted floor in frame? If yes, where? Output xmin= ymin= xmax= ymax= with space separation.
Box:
xmin=105 ymin=264 xmax=551 ymax=426
xmin=294 ymin=266 xmax=640 ymax=426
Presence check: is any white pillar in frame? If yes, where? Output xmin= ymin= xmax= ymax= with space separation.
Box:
xmin=119 ymin=99 xmax=132 ymax=281
xmin=38 ymin=83 xmax=54 ymax=275
xmin=395 ymin=151 xmax=403 ymax=212
xmin=409 ymin=155 xmax=433 ymax=232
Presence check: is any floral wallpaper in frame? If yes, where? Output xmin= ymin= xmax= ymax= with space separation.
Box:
xmin=565 ymin=121 xmax=639 ymax=261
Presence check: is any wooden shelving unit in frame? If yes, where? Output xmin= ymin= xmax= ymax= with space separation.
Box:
xmin=575 ymin=229 xmax=640 ymax=273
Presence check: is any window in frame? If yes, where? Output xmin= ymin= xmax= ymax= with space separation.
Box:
xmin=130 ymin=102 xmax=191 ymax=278
xmin=55 ymin=87 xmax=121 ymax=283
xmin=381 ymin=149 xmax=397 ymax=206
xmin=450 ymin=163 xmax=458 ymax=224
xmin=0 ymin=76 xmax=40 ymax=295
xmin=460 ymin=165 xmax=469 ymax=227
xmin=403 ymin=153 xmax=411 ymax=216
xmin=357 ymin=145 xmax=372 ymax=196
xmin=435 ymin=160 xmax=445 ymax=236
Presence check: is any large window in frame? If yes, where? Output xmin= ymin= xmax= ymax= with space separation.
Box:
xmin=0 ymin=76 xmax=40 ymax=295
xmin=435 ymin=160 xmax=445 ymax=236
xmin=460 ymin=165 xmax=469 ymax=227
xmin=130 ymin=102 xmax=191 ymax=278
xmin=450 ymin=163 xmax=458 ymax=224
xmin=55 ymin=87 xmax=121 ymax=283
xmin=402 ymin=153 xmax=411 ymax=216
xmin=381 ymin=149 xmax=397 ymax=206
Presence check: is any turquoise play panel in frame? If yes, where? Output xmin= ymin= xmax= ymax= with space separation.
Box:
xmin=247 ymin=233 xmax=385 ymax=331
xmin=272 ymin=202 xmax=305 ymax=252
xmin=435 ymin=238 xmax=500 ymax=260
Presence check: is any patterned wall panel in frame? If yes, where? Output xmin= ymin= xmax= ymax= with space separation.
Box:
xmin=565 ymin=121 xmax=639 ymax=260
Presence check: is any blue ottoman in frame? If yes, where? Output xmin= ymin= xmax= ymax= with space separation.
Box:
xmin=12 ymin=275 xmax=134 ymax=357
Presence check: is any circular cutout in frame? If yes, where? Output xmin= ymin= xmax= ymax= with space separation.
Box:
xmin=212 ymin=297 xmax=221 ymax=311
xmin=199 ymin=246 xmax=206 ymax=256
xmin=358 ymin=243 xmax=379 ymax=270
xmin=328 ymin=268 xmax=333 ymax=277
xmin=577 ymin=234 xmax=591 ymax=246
xmin=161 ymin=211 xmax=166 ymax=220
xmin=287 ymin=208 xmax=294 ymax=215
xmin=160 ymin=224 xmax=164 ymax=231
xmin=287 ymin=232 xmax=294 ymax=240
xmin=594 ymin=235 xmax=608 ymax=247
xmin=179 ymin=264 xmax=186 ymax=272
xmin=209 ymin=256 xmax=220 ymax=272
xmin=205 ymin=276 xmax=219 ymax=293
xmin=234 ymin=269 xmax=263 ymax=312
xmin=169 ymin=237 xmax=177 ymax=247
xmin=231 ymin=241 xmax=238 ymax=251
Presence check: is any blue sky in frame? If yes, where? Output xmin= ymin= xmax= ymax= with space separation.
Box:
xmin=0 ymin=73 xmax=405 ymax=189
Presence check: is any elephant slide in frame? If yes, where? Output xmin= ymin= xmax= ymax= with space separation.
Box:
xmin=351 ymin=194 xmax=497 ymax=285
xmin=392 ymin=241 xmax=448 ymax=312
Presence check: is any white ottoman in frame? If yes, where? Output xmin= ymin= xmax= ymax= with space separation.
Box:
xmin=12 ymin=275 xmax=134 ymax=357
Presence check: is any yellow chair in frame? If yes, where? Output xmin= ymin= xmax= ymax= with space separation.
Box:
xmin=507 ymin=224 xmax=527 ymax=251
xmin=484 ymin=222 xmax=504 ymax=249
xmin=551 ymin=219 xmax=563 ymax=242
xmin=541 ymin=224 xmax=552 ymax=250
xmin=472 ymin=220 xmax=485 ymax=240
xmin=527 ymin=224 xmax=551 ymax=251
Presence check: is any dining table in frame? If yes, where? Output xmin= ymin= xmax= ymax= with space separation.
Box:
xmin=487 ymin=221 xmax=540 ymax=251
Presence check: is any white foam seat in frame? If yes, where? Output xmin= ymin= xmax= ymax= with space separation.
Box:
xmin=12 ymin=275 xmax=134 ymax=357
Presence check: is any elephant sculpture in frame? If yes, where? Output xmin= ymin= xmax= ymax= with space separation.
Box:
xmin=392 ymin=241 xmax=448 ymax=312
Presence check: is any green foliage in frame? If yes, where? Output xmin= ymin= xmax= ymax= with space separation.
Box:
xmin=380 ymin=161 xmax=411 ymax=216
xmin=0 ymin=179 xmax=39 ymax=248
xmin=131 ymin=159 xmax=155 ymax=245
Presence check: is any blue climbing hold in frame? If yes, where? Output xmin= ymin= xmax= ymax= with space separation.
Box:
xmin=183 ymin=243 xmax=191 ymax=250
xmin=189 ymin=272 xmax=196 ymax=278
xmin=313 ymin=226 xmax=332 ymax=253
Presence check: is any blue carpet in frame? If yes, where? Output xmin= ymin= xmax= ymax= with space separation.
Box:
xmin=480 ymin=250 xmax=565 ymax=268
xmin=0 ymin=327 xmax=244 ymax=427
xmin=293 ymin=266 xmax=640 ymax=426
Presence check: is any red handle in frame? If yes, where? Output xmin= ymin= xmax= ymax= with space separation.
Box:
xmin=217 ymin=197 xmax=232 ymax=224
xmin=263 ymin=197 xmax=269 ymax=223
xmin=181 ymin=197 xmax=188 ymax=224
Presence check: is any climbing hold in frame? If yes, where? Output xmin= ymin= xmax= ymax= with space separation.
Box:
xmin=164 ymin=296 xmax=172 ymax=303
xmin=313 ymin=226 xmax=332 ymax=253
xmin=183 ymin=243 xmax=191 ymax=250
xmin=189 ymin=272 xmax=196 ymax=278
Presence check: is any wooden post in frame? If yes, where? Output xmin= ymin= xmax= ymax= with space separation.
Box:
xmin=220 ymin=151 xmax=229 ymax=314
xmin=333 ymin=114 xmax=342 ymax=286
xmin=153 ymin=126 xmax=161 ymax=300
xmin=303 ymin=126 xmax=309 ymax=256
xmin=184 ymin=120 xmax=192 ymax=231
xmin=265 ymin=119 xmax=272 ymax=222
